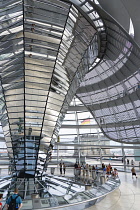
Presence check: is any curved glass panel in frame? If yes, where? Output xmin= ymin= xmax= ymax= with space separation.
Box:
xmin=77 ymin=1 xmax=140 ymax=144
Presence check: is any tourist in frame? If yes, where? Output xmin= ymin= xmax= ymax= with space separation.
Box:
xmin=85 ymin=164 xmax=89 ymax=176
xmin=63 ymin=163 xmax=66 ymax=175
xmin=103 ymin=166 xmax=106 ymax=176
xmin=106 ymin=165 xmax=110 ymax=176
xmin=112 ymin=168 xmax=118 ymax=178
xmin=6 ymin=189 xmax=22 ymax=210
xmin=59 ymin=162 xmax=62 ymax=175
xmin=95 ymin=165 xmax=98 ymax=175
xmin=77 ymin=164 xmax=81 ymax=176
xmin=0 ymin=194 xmax=3 ymax=210
xmin=131 ymin=159 xmax=134 ymax=165
xmin=74 ymin=162 xmax=78 ymax=176
xmin=89 ymin=165 xmax=92 ymax=177
xmin=131 ymin=167 xmax=137 ymax=179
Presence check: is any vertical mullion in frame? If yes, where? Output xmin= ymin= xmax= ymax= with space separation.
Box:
xmin=22 ymin=0 xmax=26 ymax=176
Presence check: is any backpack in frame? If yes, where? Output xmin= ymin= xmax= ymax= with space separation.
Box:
xmin=8 ymin=195 xmax=19 ymax=210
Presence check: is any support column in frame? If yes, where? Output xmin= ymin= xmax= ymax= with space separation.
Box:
xmin=74 ymin=97 xmax=81 ymax=164
xmin=122 ymin=144 xmax=126 ymax=170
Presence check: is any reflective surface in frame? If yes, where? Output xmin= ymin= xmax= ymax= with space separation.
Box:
xmin=0 ymin=174 xmax=120 ymax=209
xmin=0 ymin=0 xmax=140 ymax=191
xmin=76 ymin=1 xmax=140 ymax=144
xmin=0 ymin=0 xmax=98 ymax=177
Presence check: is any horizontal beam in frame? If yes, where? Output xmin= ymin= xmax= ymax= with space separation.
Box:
xmin=56 ymin=142 xmax=140 ymax=149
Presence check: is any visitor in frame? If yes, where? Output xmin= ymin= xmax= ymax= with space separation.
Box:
xmin=112 ymin=168 xmax=118 ymax=178
xmin=95 ymin=165 xmax=98 ymax=175
xmin=89 ymin=165 xmax=92 ymax=177
xmin=108 ymin=163 xmax=112 ymax=174
xmin=85 ymin=164 xmax=89 ymax=176
xmin=103 ymin=166 xmax=106 ymax=176
xmin=74 ymin=162 xmax=78 ymax=168
xmin=81 ymin=163 xmax=85 ymax=176
xmin=0 ymin=194 xmax=3 ymax=210
xmin=131 ymin=159 xmax=134 ymax=165
xmin=6 ymin=188 xmax=22 ymax=210
xmin=74 ymin=162 xmax=78 ymax=176
xmin=63 ymin=163 xmax=66 ymax=175
xmin=131 ymin=167 xmax=137 ymax=179
xmin=102 ymin=163 xmax=105 ymax=169
xmin=77 ymin=164 xmax=81 ymax=176
xmin=59 ymin=162 xmax=62 ymax=175
xmin=106 ymin=163 xmax=112 ymax=176
xmin=92 ymin=165 xmax=95 ymax=171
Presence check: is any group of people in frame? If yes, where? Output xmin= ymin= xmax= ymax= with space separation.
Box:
xmin=122 ymin=158 xmax=135 ymax=166
xmin=102 ymin=163 xmax=118 ymax=178
xmin=74 ymin=162 xmax=99 ymax=176
xmin=59 ymin=162 xmax=66 ymax=175
xmin=64 ymin=161 xmax=139 ymax=180
xmin=73 ymin=162 xmax=119 ymax=179
xmin=127 ymin=159 xmax=134 ymax=165
xmin=0 ymin=188 xmax=22 ymax=210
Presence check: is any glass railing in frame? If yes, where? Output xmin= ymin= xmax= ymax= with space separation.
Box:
xmin=23 ymin=177 xmax=120 ymax=209
xmin=1 ymin=174 xmax=120 ymax=210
